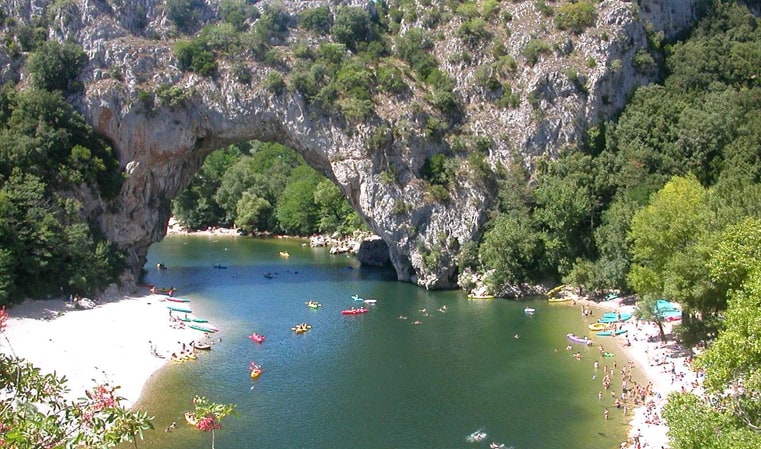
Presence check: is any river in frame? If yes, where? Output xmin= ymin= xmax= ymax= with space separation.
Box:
xmin=130 ymin=235 xmax=628 ymax=449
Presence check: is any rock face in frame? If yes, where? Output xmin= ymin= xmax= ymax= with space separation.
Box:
xmin=358 ymin=236 xmax=390 ymax=267
xmin=0 ymin=0 xmax=701 ymax=289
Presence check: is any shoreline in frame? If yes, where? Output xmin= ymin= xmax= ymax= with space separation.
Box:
xmin=2 ymin=289 xmax=699 ymax=448
xmin=572 ymin=296 xmax=701 ymax=449
xmin=0 ymin=293 xmax=209 ymax=408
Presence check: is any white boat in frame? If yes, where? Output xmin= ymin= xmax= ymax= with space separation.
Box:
xmin=466 ymin=429 xmax=487 ymax=443
xmin=524 ymin=307 xmax=536 ymax=314
xmin=490 ymin=443 xmax=506 ymax=449
xmin=364 ymin=299 xmax=377 ymax=304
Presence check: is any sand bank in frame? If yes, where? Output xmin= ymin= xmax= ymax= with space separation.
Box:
xmin=572 ymin=296 xmax=702 ymax=449
xmin=0 ymin=294 xmax=214 ymax=408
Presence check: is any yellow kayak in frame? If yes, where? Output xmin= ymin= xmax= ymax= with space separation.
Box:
xmin=588 ymin=323 xmax=606 ymax=331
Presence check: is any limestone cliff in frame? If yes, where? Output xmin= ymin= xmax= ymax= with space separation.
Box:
xmin=0 ymin=0 xmax=701 ymax=289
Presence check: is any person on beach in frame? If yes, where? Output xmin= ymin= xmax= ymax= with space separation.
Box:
xmin=604 ymin=408 xmax=609 ymax=420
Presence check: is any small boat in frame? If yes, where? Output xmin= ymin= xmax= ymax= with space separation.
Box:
xmin=546 ymin=284 xmax=566 ymax=296
xmin=167 ymin=305 xmax=192 ymax=314
xmin=184 ymin=412 xmax=199 ymax=427
xmin=213 ymin=264 xmax=227 ymax=269
xmin=490 ymin=443 xmax=506 ymax=449
xmin=165 ymin=297 xmax=191 ymax=303
xmin=250 ymin=362 xmax=262 ymax=379
xmin=602 ymin=351 xmax=615 ymax=357
xmin=467 ymin=294 xmax=495 ymax=299
xmin=466 ymin=429 xmax=487 ymax=443
xmin=350 ymin=294 xmax=364 ymax=302
xmin=598 ymin=312 xmax=632 ymax=323
xmin=305 ymin=300 xmax=321 ymax=309
xmin=566 ymin=333 xmax=593 ymax=345
xmin=180 ymin=316 xmax=207 ymax=323
xmin=279 ymin=251 xmax=290 ymax=258
xmin=548 ymin=296 xmax=572 ymax=303
xmin=156 ymin=263 xmax=167 ymax=270
xmin=152 ymin=287 xmax=177 ymax=295
xmin=189 ymin=324 xmax=218 ymax=333
xmin=524 ymin=307 xmax=536 ymax=314
xmin=342 ymin=307 xmax=369 ymax=315
xmin=364 ymin=298 xmax=377 ymax=304
xmin=249 ymin=333 xmax=266 ymax=344
xmin=588 ymin=323 xmax=606 ymax=331
xmin=193 ymin=342 xmax=212 ymax=350
xmin=596 ymin=329 xmax=628 ymax=337
xmin=291 ymin=323 xmax=312 ymax=334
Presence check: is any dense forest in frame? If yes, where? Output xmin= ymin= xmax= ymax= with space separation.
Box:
xmin=171 ymin=141 xmax=363 ymax=236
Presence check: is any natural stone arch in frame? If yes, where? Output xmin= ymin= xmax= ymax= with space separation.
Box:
xmin=84 ymin=82 xmax=487 ymax=289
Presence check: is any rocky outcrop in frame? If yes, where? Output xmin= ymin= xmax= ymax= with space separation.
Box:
xmin=0 ymin=0 xmax=701 ymax=289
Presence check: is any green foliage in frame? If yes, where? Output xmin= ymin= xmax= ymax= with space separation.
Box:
xmin=174 ymin=39 xmax=217 ymax=76
xmin=0 ymin=348 xmax=154 ymax=448
xmin=457 ymin=18 xmax=491 ymax=48
xmin=27 ymin=40 xmax=87 ymax=93
xmin=330 ymin=7 xmax=376 ymax=53
xmin=554 ymin=2 xmax=597 ymax=34
xmin=299 ymin=6 xmax=333 ymax=34
xmin=264 ymin=71 xmax=286 ymax=95
xmin=313 ymin=179 xmax=363 ymax=234
xmin=219 ymin=0 xmax=259 ymax=31
xmin=165 ymin=0 xmax=204 ymax=33
xmin=522 ymin=39 xmax=551 ymax=66
xmin=275 ymin=165 xmax=323 ymax=235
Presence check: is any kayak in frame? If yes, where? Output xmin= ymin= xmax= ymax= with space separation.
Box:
xmin=342 ymin=307 xmax=368 ymax=315
xmin=567 ymin=333 xmax=593 ymax=345
xmin=184 ymin=412 xmax=199 ymax=427
xmin=598 ymin=313 xmax=632 ymax=323
xmin=193 ymin=342 xmax=211 ymax=350
xmin=167 ymin=305 xmax=192 ymax=314
xmin=351 ymin=294 xmax=364 ymax=302
xmin=603 ymin=351 xmax=615 ymax=357
xmin=596 ymin=329 xmax=628 ymax=337
xmin=588 ymin=323 xmax=606 ymax=331
xmin=524 ymin=307 xmax=536 ymax=314
xmin=364 ymin=299 xmax=378 ymax=304
xmin=305 ymin=301 xmax=321 ymax=309
xmin=166 ymin=297 xmax=191 ymax=303
xmin=189 ymin=324 xmax=217 ymax=333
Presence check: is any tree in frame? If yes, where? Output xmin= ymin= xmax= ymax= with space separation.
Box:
xmin=0 ymin=307 xmax=154 ymax=447
xmin=313 ymin=179 xmax=360 ymax=234
xmin=479 ymin=211 xmax=541 ymax=288
xmin=299 ymin=6 xmax=333 ymax=34
xmin=27 ymin=40 xmax=87 ymax=93
xmin=662 ymin=266 xmax=761 ymax=449
xmin=235 ymin=190 xmax=271 ymax=233
xmin=330 ymin=7 xmax=375 ymax=52
xmin=627 ymin=175 xmax=719 ymax=344
xmin=275 ymin=165 xmax=322 ymax=235
xmin=187 ymin=396 xmax=237 ymax=449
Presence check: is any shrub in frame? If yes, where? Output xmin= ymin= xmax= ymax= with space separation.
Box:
xmin=264 ymin=72 xmax=286 ymax=95
xmin=554 ymin=2 xmax=597 ymax=35
xmin=299 ymin=6 xmax=333 ymax=34
xmin=522 ymin=39 xmax=551 ymax=66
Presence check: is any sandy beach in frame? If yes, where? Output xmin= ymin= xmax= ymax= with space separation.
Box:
xmin=0 ymin=293 xmax=214 ymax=408
xmin=573 ymin=296 xmax=702 ymax=449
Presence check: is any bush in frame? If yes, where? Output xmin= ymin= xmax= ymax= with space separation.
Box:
xmin=522 ymin=39 xmax=551 ymax=66
xmin=554 ymin=2 xmax=597 ymax=35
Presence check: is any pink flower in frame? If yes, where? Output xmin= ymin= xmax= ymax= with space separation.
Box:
xmin=197 ymin=416 xmax=222 ymax=432
xmin=0 ymin=306 xmax=8 ymax=332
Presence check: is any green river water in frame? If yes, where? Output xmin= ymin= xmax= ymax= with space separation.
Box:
xmin=129 ymin=235 xmax=630 ymax=449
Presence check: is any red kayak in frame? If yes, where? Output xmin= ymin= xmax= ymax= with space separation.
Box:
xmin=341 ymin=308 xmax=369 ymax=315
